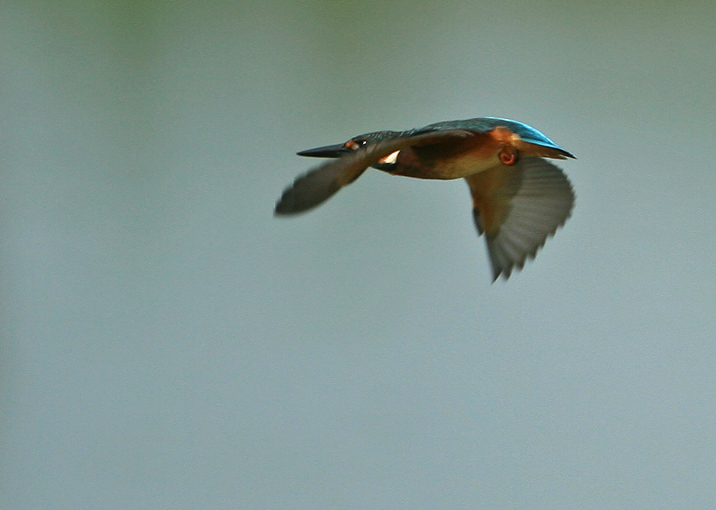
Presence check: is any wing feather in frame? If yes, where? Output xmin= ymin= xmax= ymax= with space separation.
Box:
xmin=465 ymin=157 xmax=574 ymax=281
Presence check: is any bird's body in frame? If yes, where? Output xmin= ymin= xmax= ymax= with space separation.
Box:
xmin=275 ymin=117 xmax=576 ymax=281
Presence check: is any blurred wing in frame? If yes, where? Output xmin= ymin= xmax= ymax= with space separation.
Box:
xmin=274 ymin=155 xmax=366 ymax=215
xmin=275 ymin=129 xmax=473 ymax=215
xmin=465 ymin=156 xmax=574 ymax=281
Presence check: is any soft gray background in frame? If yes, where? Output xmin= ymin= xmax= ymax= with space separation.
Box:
xmin=2 ymin=1 xmax=715 ymax=509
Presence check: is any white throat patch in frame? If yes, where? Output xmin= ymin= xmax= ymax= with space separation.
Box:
xmin=378 ymin=150 xmax=399 ymax=165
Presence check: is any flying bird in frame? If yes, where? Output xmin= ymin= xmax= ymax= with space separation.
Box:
xmin=275 ymin=117 xmax=575 ymax=281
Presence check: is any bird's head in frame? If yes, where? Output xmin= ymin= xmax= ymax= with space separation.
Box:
xmin=297 ymin=130 xmax=403 ymax=170
xmin=297 ymin=131 xmax=401 ymax=158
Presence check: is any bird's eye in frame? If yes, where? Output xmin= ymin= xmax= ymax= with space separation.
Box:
xmin=344 ymin=139 xmax=368 ymax=150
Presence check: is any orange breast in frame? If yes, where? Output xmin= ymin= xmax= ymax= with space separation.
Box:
xmin=392 ymin=130 xmax=506 ymax=180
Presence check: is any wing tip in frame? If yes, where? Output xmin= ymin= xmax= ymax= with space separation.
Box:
xmin=274 ymin=187 xmax=310 ymax=216
xmin=274 ymin=200 xmax=299 ymax=216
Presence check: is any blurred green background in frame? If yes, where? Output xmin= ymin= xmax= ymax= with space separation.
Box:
xmin=2 ymin=1 xmax=715 ymax=508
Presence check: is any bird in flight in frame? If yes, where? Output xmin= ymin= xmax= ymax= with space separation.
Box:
xmin=275 ymin=117 xmax=575 ymax=281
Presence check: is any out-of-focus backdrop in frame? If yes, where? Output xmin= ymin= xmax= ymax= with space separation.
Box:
xmin=2 ymin=1 xmax=715 ymax=509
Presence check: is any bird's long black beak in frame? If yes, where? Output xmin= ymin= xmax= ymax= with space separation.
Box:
xmin=297 ymin=143 xmax=349 ymax=158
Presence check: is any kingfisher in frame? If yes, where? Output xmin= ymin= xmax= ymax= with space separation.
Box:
xmin=275 ymin=117 xmax=575 ymax=281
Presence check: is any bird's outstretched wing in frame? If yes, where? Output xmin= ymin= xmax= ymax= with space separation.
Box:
xmin=465 ymin=157 xmax=574 ymax=281
xmin=275 ymin=129 xmax=474 ymax=215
